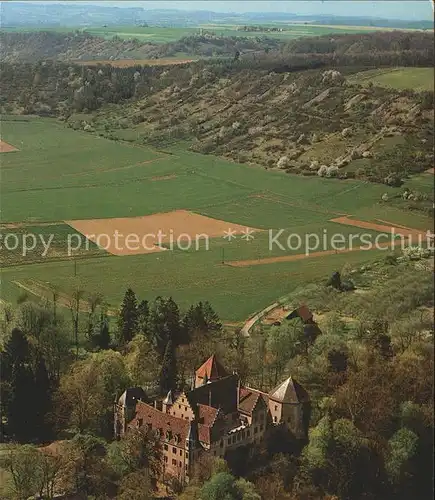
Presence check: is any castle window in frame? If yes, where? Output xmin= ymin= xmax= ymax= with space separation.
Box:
xmin=181 ymin=414 xmax=184 ymax=419
xmin=137 ymin=418 xmax=143 ymax=427
xmin=164 ymin=456 xmax=168 ymax=463
xmin=260 ymin=425 xmax=264 ymax=431
xmin=186 ymin=452 xmax=189 ymax=458
xmin=164 ymin=444 xmax=168 ymax=451
xmin=172 ymin=447 xmax=176 ymax=454
xmin=180 ymin=450 xmax=182 ymax=456
xmin=275 ymin=405 xmax=278 ymax=411
xmin=179 ymin=405 xmax=181 ymax=409
xmin=179 ymin=461 xmax=182 ymax=467
xmin=274 ymin=416 xmax=277 ymax=422
xmin=172 ymin=459 xmax=177 ymax=466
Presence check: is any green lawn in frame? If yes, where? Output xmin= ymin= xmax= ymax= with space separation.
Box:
xmin=0 ymin=117 xmax=432 ymax=321
xmin=348 ymin=67 xmax=434 ymax=91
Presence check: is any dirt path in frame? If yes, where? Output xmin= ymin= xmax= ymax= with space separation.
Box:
xmin=227 ymin=216 xmax=427 ymax=267
xmin=241 ymin=302 xmax=279 ymax=336
xmin=228 ymin=247 xmax=361 ymax=267
xmin=330 ymin=216 xmax=425 ymax=238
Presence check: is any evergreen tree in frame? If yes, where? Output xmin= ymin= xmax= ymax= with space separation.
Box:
xmin=117 ymin=288 xmax=138 ymax=345
xmin=92 ymin=310 xmax=111 ymax=350
xmin=137 ymin=299 xmax=149 ymax=335
xmin=99 ymin=320 xmax=111 ymax=350
xmin=147 ymin=297 xmax=182 ymax=356
xmin=32 ymin=357 xmax=53 ymax=440
xmin=159 ymin=340 xmax=177 ymax=394
xmin=202 ymin=301 xmax=222 ymax=332
xmin=182 ymin=301 xmax=222 ymax=342
xmin=1 ymin=329 xmax=35 ymax=441
xmin=8 ymin=362 xmax=35 ymax=442
xmin=3 ymin=328 xmax=30 ymax=373
xmin=164 ymin=297 xmax=182 ymax=345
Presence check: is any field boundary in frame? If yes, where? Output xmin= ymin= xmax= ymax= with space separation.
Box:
xmin=227 ymin=217 xmax=426 ymax=268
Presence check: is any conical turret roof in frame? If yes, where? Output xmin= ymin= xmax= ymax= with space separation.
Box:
xmin=268 ymin=377 xmax=309 ymax=404
xmin=163 ymin=389 xmax=174 ymax=405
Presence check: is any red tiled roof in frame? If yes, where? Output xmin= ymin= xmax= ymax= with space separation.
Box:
xmin=130 ymin=401 xmax=220 ymax=446
xmin=130 ymin=401 xmax=190 ymax=444
xmin=195 ymin=355 xmax=228 ymax=381
xmin=297 ymin=305 xmax=313 ymax=323
xmin=198 ymin=424 xmax=211 ymax=444
xmin=197 ymin=404 xmax=219 ymax=426
xmin=238 ymin=386 xmax=269 ymax=415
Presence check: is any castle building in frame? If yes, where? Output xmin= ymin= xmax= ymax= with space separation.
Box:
xmin=114 ymin=355 xmax=310 ymax=484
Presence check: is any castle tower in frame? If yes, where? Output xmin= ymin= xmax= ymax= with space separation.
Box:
xmin=162 ymin=389 xmax=174 ymax=414
xmin=194 ymin=354 xmax=228 ymax=388
xmin=114 ymin=387 xmax=146 ymax=439
xmin=268 ymin=377 xmax=311 ymax=439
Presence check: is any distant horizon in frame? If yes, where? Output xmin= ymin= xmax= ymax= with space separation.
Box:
xmin=4 ymin=1 xmax=435 ymax=22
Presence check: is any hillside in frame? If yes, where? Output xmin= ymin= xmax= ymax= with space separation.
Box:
xmin=0 ymin=31 xmax=281 ymax=62
xmin=0 ymin=31 xmax=433 ymax=204
xmin=86 ymin=65 xmax=433 ymax=190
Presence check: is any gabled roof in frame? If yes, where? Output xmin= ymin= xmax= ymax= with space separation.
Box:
xmin=238 ymin=387 xmax=269 ymax=415
xmin=130 ymin=401 xmax=190 ymax=444
xmin=197 ymin=404 xmax=219 ymax=426
xmin=130 ymin=401 xmax=217 ymax=446
xmin=268 ymin=377 xmax=310 ymax=404
xmin=195 ymin=355 xmax=228 ymax=381
xmin=286 ymin=305 xmax=313 ymax=323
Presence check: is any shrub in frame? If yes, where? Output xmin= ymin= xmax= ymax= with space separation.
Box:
xmin=277 ymin=156 xmax=289 ymax=169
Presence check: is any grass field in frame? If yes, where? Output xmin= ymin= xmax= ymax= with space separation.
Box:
xmin=0 ymin=116 xmax=432 ymax=322
xmin=1 ymin=23 xmax=394 ymax=43
xmin=348 ymin=67 xmax=434 ymax=91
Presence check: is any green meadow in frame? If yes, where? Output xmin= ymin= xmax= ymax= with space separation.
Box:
xmin=0 ymin=117 xmax=432 ymax=321
xmin=348 ymin=67 xmax=434 ymax=91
